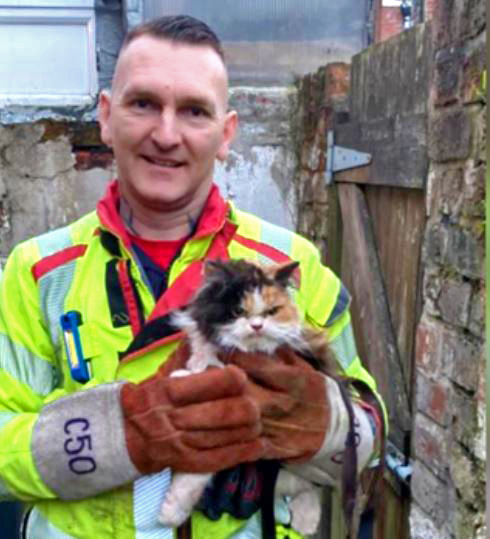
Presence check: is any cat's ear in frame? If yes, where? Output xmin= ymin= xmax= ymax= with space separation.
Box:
xmin=273 ymin=261 xmax=300 ymax=288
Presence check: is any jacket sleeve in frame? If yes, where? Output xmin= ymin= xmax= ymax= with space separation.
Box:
xmin=0 ymin=243 xmax=63 ymax=501
xmin=0 ymin=244 xmax=139 ymax=502
xmin=289 ymin=240 xmax=386 ymax=486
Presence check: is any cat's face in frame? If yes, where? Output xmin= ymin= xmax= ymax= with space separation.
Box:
xmin=189 ymin=260 xmax=303 ymax=353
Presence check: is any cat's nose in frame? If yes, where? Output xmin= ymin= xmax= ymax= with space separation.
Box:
xmin=250 ymin=322 xmax=263 ymax=332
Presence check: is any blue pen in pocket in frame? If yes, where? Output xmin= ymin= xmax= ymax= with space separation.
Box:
xmin=60 ymin=311 xmax=91 ymax=383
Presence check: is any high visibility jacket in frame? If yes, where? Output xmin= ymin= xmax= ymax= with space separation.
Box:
xmin=0 ymin=181 xmax=382 ymax=539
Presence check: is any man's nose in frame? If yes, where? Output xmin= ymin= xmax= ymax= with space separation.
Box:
xmin=151 ymin=110 xmax=182 ymax=149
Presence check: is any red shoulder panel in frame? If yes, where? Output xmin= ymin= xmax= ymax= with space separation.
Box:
xmin=233 ymin=234 xmax=292 ymax=263
xmin=31 ymin=245 xmax=88 ymax=282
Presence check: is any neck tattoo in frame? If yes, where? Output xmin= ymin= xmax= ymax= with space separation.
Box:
xmin=120 ymin=197 xmax=140 ymax=236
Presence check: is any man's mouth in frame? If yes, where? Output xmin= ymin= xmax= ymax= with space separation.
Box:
xmin=142 ymin=156 xmax=184 ymax=168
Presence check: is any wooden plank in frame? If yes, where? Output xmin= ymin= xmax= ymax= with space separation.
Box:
xmin=337 ymin=183 xmax=411 ymax=447
xmin=324 ymin=183 xmax=343 ymax=276
xmin=364 ymin=186 xmax=426 ymax=396
xmin=374 ymin=474 xmax=410 ymax=539
xmin=334 ymin=164 xmax=371 ymax=185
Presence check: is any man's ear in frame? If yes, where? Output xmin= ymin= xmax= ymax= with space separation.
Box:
xmin=98 ymin=90 xmax=113 ymax=147
xmin=216 ymin=110 xmax=238 ymax=162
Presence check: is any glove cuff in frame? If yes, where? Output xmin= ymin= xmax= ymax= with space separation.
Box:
xmin=32 ymin=382 xmax=141 ymax=500
xmin=287 ymin=376 xmax=376 ymax=486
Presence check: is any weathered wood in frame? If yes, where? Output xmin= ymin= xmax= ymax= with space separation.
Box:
xmin=324 ymin=183 xmax=343 ymax=276
xmin=334 ymin=164 xmax=370 ymax=185
xmin=334 ymin=115 xmax=428 ymax=189
xmin=364 ymin=186 xmax=426 ymax=397
xmin=337 ymin=183 xmax=411 ymax=447
xmin=333 ymin=23 xmax=431 ymax=189
xmin=375 ymin=472 xmax=410 ymax=539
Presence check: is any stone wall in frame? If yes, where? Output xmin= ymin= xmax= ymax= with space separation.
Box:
xmin=0 ymin=122 xmax=114 ymax=262
xmin=410 ymin=0 xmax=486 ymax=536
xmin=215 ymin=86 xmax=297 ymax=230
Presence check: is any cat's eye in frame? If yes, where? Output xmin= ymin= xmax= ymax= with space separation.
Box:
xmin=266 ymin=306 xmax=281 ymax=316
xmin=233 ymin=306 xmax=246 ymax=317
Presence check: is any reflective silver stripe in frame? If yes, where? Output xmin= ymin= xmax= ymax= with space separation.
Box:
xmin=39 ymin=261 xmax=78 ymax=352
xmin=36 ymin=227 xmax=74 ymax=349
xmin=26 ymin=507 xmax=77 ymax=539
xmin=0 ymin=335 xmax=56 ymax=396
xmin=258 ymin=221 xmax=293 ymax=264
xmin=134 ymin=470 xmax=173 ymax=539
xmin=329 ymin=322 xmax=358 ymax=370
xmin=37 ymin=227 xmax=72 ymax=259
xmin=325 ymin=284 xmax=351 ymax=326
xmin=0 ymin=410 xmax=16 ymax=430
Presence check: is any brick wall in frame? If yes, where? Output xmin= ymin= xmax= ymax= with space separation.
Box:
xmin=424 ymin=0 xmax=439 ymax=20
xmin=409 ymin=0 xmax=486 ymax=536
xmin=292 ymin=63 xmax=350 ymax=271
xmin=375 ymin=4 xmax=404 ymax=42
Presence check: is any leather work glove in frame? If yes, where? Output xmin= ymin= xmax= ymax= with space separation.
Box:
xmin=31 ymin=343 xmax=265 ymax=501
xmin=221 ymin=347 xmax=332 ymax=462
xmin=120 ymin=349 xmax=265 ymax=475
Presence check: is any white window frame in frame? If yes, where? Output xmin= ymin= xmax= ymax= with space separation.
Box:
xmin=0 ymin=1 xmax=97 ymax=106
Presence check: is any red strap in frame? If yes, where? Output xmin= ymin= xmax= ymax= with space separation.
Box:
xmin=120 ymin=330 xmax=186 ymax=364
xmin=117 ymin=260 xmax=142 ymax=336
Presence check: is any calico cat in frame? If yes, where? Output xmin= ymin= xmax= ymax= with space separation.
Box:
xmin=158 ymin=259 xmax=337 ymax=534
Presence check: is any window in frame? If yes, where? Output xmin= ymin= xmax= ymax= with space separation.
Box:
xmin=0 ymin=1 xmax=97 ymax=106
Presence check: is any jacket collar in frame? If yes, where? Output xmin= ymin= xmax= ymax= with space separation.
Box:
xmin=96 ymin=180 xmax=230 ymax=252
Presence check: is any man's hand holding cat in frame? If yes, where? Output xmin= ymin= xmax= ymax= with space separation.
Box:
xmin=120 ymin=346 xmax=265 ymax=475
xmin=222 ymin=347 xmax=332 ymax=462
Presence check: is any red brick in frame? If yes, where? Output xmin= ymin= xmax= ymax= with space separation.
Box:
xmin=415 ymin=317 xmax=445 ymax=377
xmin=324 ymin=63 xmax=350 ymax=101
xmin=375 ymin=6 xmax=403 ymax=43
xmin=425 ymin=0 xmax=439 ymax=21
xmin=75 ymin=150 xmax=114 ymax=171
xmin=413 ymin=413 xmax=448 ymax=478
xmin=416 ymin=371 xmax=451 ymax=425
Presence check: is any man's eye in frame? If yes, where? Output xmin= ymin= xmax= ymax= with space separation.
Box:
xmin=132 ymin=98 xmax=154 ymax=110
xmin=186 ymin=106 xmax=207 ymax=117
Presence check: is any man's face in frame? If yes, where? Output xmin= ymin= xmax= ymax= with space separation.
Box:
xmin=98 ymin=36 xmax=237 ymax=212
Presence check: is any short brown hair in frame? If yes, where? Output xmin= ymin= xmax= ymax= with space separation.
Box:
xmin=122 ymin=15 xmax=224 ymax=61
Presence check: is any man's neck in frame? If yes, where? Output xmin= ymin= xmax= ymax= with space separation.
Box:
xmin=119 ymin=193 xmax=207 ymax=241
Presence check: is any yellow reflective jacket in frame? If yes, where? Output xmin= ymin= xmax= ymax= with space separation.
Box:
xmin=0 ymin=181 xmax=382 ymax=539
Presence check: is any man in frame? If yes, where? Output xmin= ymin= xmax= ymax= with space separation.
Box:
xmin=0 ymin=15 xmax=384 ymax=539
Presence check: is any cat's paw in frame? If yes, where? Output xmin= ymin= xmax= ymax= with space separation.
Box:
xmin=289 ymin=490 xmax=322 ymax=536
xmin=158 ymin=498 xmax=191 ymax=528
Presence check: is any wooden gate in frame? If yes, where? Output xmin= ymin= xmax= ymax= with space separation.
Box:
xmin=310 ymin=23 xmax=432 ymax=538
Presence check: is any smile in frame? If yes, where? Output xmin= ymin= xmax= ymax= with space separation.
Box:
xmin=143 ymin=156 xmax=184 ymax=168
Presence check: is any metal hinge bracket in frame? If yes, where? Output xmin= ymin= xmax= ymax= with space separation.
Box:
xmin=325 ymin=130 xmax=372 ymax=185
